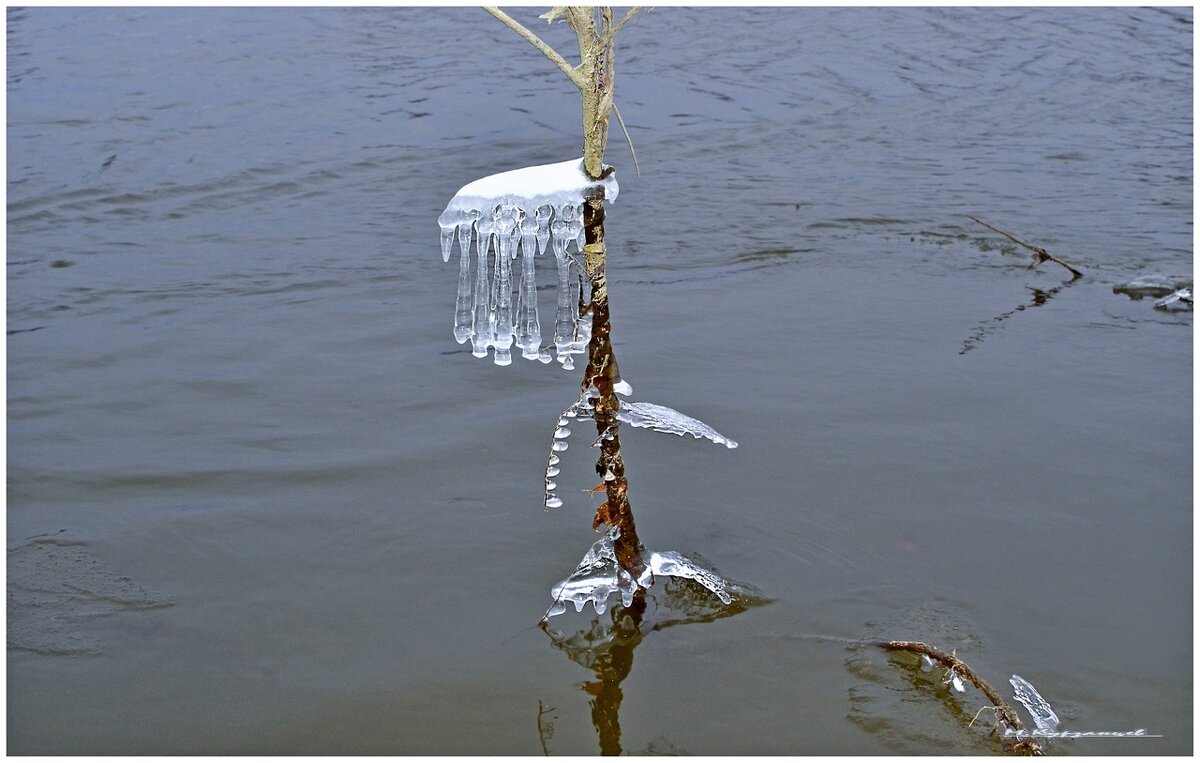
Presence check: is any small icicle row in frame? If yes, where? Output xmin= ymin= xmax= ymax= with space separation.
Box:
xmin=440 ymin=201 xmax=589 ymax=368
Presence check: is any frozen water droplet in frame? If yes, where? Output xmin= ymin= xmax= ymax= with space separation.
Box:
xmin=613 ymin=379 xmax=633 ymax=396
xmin=561 ymin=355 xmax=575 ymax=371
xmin=948 ymin=671 xmax=965 ymax=694
xmin=553 ymin=426 xmax=571 ymax=439
xmin=557 ymin=417 xmax=569 ymax=426
xmin=548 ymin=454 xmax=560 ymax=465
xmin=545 ymin=480 xmax=558 ymax=491
xmin=603 ymin=469 xmax=616 ymax=481
xmin=551 ymin=440 xmax=569 ymax=452
xmin=545 ymin=495 xmax=563 ymax=509
xmin=545 ymin=466 xmax=560 ymax=478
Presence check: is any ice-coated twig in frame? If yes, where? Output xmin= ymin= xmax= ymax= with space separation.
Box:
xmin=1010 ymin=675 xmax=1061 ymax=736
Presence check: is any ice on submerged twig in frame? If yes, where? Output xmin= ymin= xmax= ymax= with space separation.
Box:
xmin=1112 ymin=275 xmax=1192 ymax=300
xmin=1155 ymin=288 xmax=1192 ymax=310
xmin=943 ymin=668 xmax=965 ymax=694
xmin=438 ymin=158 xmax=618 ymax=367
xmin=543 ymin=531 xmax=736 ymax=620
xmin=1010 ymin=674 xmax=1061 ymax=735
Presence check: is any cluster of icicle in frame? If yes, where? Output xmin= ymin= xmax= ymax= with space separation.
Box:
xmin=438 ymin=158 xmax=618 ymax=368
xmin=542 ymin=526 xmax=734 ymax=620
xmin=542 ymin=382 xmax=738 ymax=510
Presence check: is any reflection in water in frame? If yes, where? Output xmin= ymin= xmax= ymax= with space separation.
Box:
xmin=541 ymin=574 xmax=770 ymax=755
xmin=959 ymin=280 xmax=1077 ymax=355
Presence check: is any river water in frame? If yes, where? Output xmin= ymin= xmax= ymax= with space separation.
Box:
xmin=7 ymin=7 xmax=1192 ymax=754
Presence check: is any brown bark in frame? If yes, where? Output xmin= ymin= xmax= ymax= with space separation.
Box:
xmin=582 ymin=194 xmax=644 ymax=578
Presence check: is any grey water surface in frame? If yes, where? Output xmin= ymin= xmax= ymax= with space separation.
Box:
xmin=7 ymin=7 xmax=1192 ymax=754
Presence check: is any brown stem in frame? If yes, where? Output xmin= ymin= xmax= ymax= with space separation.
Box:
xmin=581 ymin=195 xmax=644 ymax=580
xmin=874 ymin=640 xmax=1044 ymax=756
xmin=968 ymin=215 xmax=1083 ymax=280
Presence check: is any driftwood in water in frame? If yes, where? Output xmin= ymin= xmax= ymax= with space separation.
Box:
xmin=968 ymin=215 xmax=1083 ymax=279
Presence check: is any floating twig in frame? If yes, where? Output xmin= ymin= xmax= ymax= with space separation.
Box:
xmin=968 ymin=215 xmax=1083 ymax=280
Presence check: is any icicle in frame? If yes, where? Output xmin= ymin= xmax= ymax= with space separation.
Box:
xmin=543 ymin=526 xmax=637 ymax=620
xmin=490 ymin=204 xmax=520 ymax=366
xmin=516 ymin=213 xmax=541 ymax=358
xmin=536 ymin=204 xmax=552 ymax=255
xmin=470 ymin=212 xmax=494 ymax=358
xmin=437 ymin=159 xmax=618 ymax=366
xmin=453 ymin=216 xmax=478 ymax=344
xmin=551 ymin=205 xmax=574 ymax=363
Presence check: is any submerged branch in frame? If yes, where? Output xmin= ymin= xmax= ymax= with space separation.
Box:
xmin=873 ymin=640 xmax=1043 ymax=756
xmin=968 ymin=215 xmax=1083 ymax=279
xmin=483 ymin=7 xmax=586 ymax=89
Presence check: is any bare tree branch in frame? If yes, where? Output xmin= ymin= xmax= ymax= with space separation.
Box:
xmin=483 ymin=6 xmax=586 ymax=89
xmin=601 ymin=7 xmax=642 ymax=47
xmin=612 ymin=101 xmax=640 ymax=176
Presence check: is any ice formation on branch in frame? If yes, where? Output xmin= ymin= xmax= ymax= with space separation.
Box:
xmin=543 ymin=528 xmax=735 ymax=620
xmin=541 ymin=390 xmax=738 ymax=509
xmin=1155 ymin=288 xmax=1193 ymax=310
xmin=1009 ymin=675 xmax=1061 ymax=735
xmin=636 ymin=550 xmax=733 ymax=604
xmin=618 ymin=401 xmax=739 ymax=448
xmin=544 ymin=526 xmax=637 ymax=619
xmin=437 ymin=158 xmax=619 ymax=367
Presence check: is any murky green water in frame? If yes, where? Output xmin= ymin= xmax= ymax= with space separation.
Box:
xmin=8 ymin=7 xmax=1192 ymax=754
